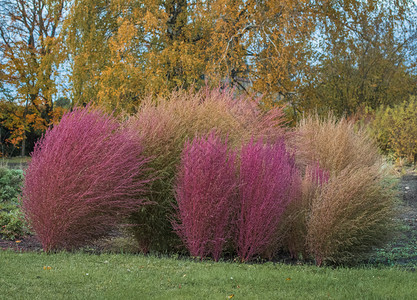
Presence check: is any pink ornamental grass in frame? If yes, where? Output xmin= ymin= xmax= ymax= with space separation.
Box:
xmin=237 ymin=139 xmax=299 ymax=261
xmin=173 ymin=132 xmax=238 ymax=261
xmin=22 ymin=106 xmax=151 ymax=252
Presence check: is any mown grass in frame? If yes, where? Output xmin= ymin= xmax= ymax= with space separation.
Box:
xmin=0 ymin=157 xmax=30 ymax=170
xmin=1 ymin=251 xmax=416 ymax=299
xmin=0 ymin=157 xmax=30 ymax=164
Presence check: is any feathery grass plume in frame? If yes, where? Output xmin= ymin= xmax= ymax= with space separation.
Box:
xmin=173 ymin=132 xmax=238 ymax=261
xmin=281 ymin=163 xmax=329 ymax=259
xmin=306 ymin=166 xmax=398 ymax=266
xmin=294 ymin=113 xmax=381 ymax=174
xmin=22 ymin=106 xmax=151 ymax=252
xmin=127 ymin=87 xmax=288 ymax=252
xmin=236 ymin=139 xmax=299 ymax=262
xmin=291 ymin=114 xmax=398 ymax=265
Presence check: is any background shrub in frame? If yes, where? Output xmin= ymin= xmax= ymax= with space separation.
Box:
xmin=236 ymin=139 xmax=299 ymax=261
xmin=370 ymin=97 xmax=417 ymax=164
xmin=0 ymin=168 xmax=23 ymax=203
xmin=127 ymin=87 xmax=288 ymax=252
xmin=0 ymin=167 xmax=29 ymax=240
xmin=0 ymin=207 xmax=29 ymax=240
xmin=22 ymin=107 xmax=151 ymax=252
xmin=173 ymin=132 xmax=237 ymax=261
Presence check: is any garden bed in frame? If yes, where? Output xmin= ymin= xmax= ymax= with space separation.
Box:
xmin=1 ymin=172 xmax=416 ymax=269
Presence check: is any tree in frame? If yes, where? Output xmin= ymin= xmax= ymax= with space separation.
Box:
xmin=298 ymin=0 xmax=417 ymax=117
xmin=0 ymin=0 xmax=68 ymax=155
xmin=64 ymin=0 xmax=316 ymax=112
xmin=7 ymin=0 xmax=412 ymax=121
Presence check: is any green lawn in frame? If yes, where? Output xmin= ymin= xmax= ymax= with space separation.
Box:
xmin=0 ymin=157 xmax=30 ymax=170
xmin=0 ymin=157 xmax=30 ymax=164
xmin=1 ymin=251 xmax=416 ymax=300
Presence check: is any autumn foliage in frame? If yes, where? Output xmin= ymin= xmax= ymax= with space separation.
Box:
xmin=1 ymin=0 xmax=416 ymax=157
xmin=371 ymin=97 xmax=417 ymax=164
xmin=21 ymin=107 xmax=151 ymax=252
xmin=173 ymin=132 xmax=237 ymax=261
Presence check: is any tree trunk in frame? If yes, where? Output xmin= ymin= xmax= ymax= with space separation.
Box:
xmin=20 ymin=134 xmax=26 ymax=157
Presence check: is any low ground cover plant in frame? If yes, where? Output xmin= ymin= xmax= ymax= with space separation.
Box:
xmin=21 ymin=107 xmax=152 ymax=252
xmin=0 ymin=206 xmax=29 ymax=239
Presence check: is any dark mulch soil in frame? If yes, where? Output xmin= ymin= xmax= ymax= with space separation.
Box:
xmin=1 ymin=173 xmax=417 ymax=269
xmin=399 ymin=173 xmax=417 ymax=226
xmin=0 ymin=235 xmax=42 ymax=252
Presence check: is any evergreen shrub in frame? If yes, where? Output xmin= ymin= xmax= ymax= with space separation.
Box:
xmin=0 ymin=168 xmax=23 ymax=203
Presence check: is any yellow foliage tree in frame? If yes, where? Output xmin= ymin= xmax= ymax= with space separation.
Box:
xmin=64 ymin=0 xmax=316 ymax=112
xmin=298 ymin=0 xmax=417 ymax=118
xmin=0 ymin=0 xmax=68 ymax=155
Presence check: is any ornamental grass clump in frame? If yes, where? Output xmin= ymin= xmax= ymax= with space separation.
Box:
xmin=281 ymin=163 xmax=329 ymax=259
xmin=22 ymin=107 xmax=151 ymax=252
xmin=306 ymin=166 xmax=397 ymax=265
xmin=173 ymin=132 xmax=238 ymax=261
xmin=294 ymin=113 xmax=381 ymax=174
xmin=127 ymin=87 xmax=287 ymax=252
xmin=236 ymin=139 xmax=299 ymax=262
xmin=289 ymin=114 xmax=398 ymax=265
